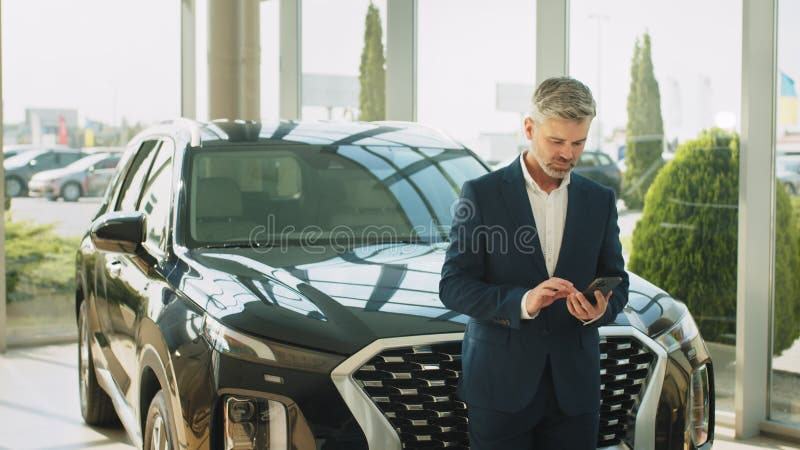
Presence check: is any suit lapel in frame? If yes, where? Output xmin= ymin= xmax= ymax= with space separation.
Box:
xmin=500 ymin=158 xmax=549 ymax=279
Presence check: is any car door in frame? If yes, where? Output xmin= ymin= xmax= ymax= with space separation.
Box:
xmin=104 ymin=139 xmax=176 ymax=400
xmin=96 ymin=140 xmax=160 ymax=393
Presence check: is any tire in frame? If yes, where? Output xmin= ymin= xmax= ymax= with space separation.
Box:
xmin=6 ymin=176 xmax=24 ymax=197
xmin=61 ymin=182 xmax=83 ymax=202
xmin=78 ymin=301 xmax=118 ymax=425
xmin=144 ymin=390 xmax=176 ymax=450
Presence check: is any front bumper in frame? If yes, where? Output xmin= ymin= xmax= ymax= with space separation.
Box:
xmin=27 ymin=180 xmax=58 ymax=197
xmin=331 ymin=327 xmax=670 ymax=450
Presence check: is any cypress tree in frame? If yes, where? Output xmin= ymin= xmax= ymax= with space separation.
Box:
xmin=622 ymin=33 xmax=665 ymax=209
xmin=358 ymin=3 xmax=386 ymax=121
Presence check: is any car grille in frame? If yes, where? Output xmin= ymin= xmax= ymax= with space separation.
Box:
xmin=352 ymin=336 xmax=655 ymax=449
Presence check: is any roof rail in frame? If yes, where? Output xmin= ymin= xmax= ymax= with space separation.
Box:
xmin=173 ymin=118 xmax=203 ymax=146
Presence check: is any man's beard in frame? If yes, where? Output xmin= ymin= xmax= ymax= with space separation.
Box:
xmin=531 ymin=150 xmax=573 ymax=179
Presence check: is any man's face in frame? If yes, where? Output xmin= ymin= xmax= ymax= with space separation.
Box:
xmin=524 ymin=116 xmax=592 ymax=179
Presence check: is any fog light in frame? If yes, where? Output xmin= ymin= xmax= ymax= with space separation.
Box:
xmin=224 ymin=396 xmax=288 ymax=450
xmin=687 ymin=364 xmax=710 ymax=447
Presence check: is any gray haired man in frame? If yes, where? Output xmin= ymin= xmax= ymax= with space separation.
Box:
xmin=439 ymin=77 xmax=629 ymax=449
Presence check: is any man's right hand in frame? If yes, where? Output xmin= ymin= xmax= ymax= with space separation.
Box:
xmin=525 ymin=277 xmax=577 ymax=316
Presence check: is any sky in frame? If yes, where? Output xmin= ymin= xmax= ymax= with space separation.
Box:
xmin=3 ymin=0 xmax=800 ymax=155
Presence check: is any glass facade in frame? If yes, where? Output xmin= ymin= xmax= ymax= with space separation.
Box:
xmin=417 ymin=0 xmax=536 ymax=166
xmin=569 ymin=0 xmax=743 ymax=415
xmin=771 ymin=0 xmax=800 ymax=426
xmin=301 ymin=0 xmax=388 ymax=121
xmin=2 ymin=0 xmax=180 ymax=344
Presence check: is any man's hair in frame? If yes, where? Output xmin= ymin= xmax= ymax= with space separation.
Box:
xmin=529 ymin=77 xmax=596 ymax=123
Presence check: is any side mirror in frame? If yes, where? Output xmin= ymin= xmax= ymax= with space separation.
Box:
xmin=87 ymin=166 xmax=95 ymax=173
xmin=28 ymin=160 xmax=37 ymax=167
xmin=90 ymin=211 xmax=146 ymax=254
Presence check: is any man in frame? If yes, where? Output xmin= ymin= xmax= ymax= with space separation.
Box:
xmin=439 ymin=77 xmax=628 ymax=450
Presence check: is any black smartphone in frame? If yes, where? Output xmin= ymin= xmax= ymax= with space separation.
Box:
xmin=581 ymin=276 xmax=623 ymax=305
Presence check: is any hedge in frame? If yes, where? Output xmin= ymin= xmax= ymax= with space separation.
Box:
xmin=629 ymin=129 xmax=800 ymax=354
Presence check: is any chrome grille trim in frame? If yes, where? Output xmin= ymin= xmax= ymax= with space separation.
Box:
xmin=331 ymin=328 xmax=667 ymax=450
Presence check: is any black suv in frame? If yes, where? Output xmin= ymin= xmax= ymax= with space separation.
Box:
xmin=76 ymin=119 xmax=713 ymax=449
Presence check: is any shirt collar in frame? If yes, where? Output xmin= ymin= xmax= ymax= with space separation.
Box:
xmin=520 ymin=151 xmax=571 ymax=194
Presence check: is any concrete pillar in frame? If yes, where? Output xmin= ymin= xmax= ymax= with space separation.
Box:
xmin=181 ymin=0 xmax=197 ymax=119
xmin=208 ymin=0 xmax=261 ymax=120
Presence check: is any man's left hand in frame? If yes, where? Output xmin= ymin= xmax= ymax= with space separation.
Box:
xmin=566 ymin=290 xmax=612 ymax=322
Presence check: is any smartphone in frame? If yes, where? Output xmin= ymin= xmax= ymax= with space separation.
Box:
xmin=581 ymin=276 xmax=623 ymax=305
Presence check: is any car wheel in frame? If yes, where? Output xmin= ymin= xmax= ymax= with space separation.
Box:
xmin=78 ymin=301 xmax=118 ymax=425
xmin=6 ymin=177 xmax=24 ymax=197
xmin=62 ymin=182 xmax=82 ymax=202
xmin=144 ymin=390 xmax=176 ymax=450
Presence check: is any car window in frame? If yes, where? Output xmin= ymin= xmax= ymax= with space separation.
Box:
xmin=597 ymin=153 xmax=614 ymax=166
xmin=578 ymin=152 xmax=599 ymax=167
xmin=58 ymin=152 xmax=83 ymax=166
xmin=187 ymin=145 xmax=488 ymax=245
xmin=138 ymin=140 xmax=174 ymax=255
xmin=32 ymin=152 xmax=57 ymax=169
xmin=116 ymin=141 xmax=160 ymax=212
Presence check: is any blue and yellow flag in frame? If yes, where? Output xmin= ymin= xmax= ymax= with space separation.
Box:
xmin=780 ymin=71 xmax=798 ymax=126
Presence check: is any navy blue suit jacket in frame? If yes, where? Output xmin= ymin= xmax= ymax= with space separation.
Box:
xmin=439 ymin=157 xmax=629 ymax=415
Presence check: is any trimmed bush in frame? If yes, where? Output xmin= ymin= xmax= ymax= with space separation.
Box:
xmin=629 ymin=129 xmax=800 ymax=354
xmin=5 ymin=218 xmax=78 ymax=302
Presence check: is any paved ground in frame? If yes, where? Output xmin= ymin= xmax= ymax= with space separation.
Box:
xmin=8 ymin=196 xmax=102 ymax=238
xmin=0 ymin=343 xmax=796 ymax=450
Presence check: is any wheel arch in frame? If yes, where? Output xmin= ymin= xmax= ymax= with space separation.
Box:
xmin=138 ymin=325 xmax=186 ymax=448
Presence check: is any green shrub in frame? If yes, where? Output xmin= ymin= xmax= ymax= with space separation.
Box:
xmin=5 ymin=217 xmax=79 ymax=302
xmin=629 ymin=128 xmax=800 ymax=354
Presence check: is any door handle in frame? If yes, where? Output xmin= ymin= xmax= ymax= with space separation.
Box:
xmin=106 ymin=259 xmax=123 ymax=278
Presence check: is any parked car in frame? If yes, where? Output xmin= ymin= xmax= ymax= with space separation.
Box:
xmin=574 ymin=150 xmax=623 ymax=197
xmin=76 ymin=119 xmax=714 ymax=450
xmin=777 ymin=155 xmax=800 ymax=195
xmin=4 ymin=148 xmax=85 ymax=197
xmin=3 ymin=144 xmax=73 ymax=160
xmin=28 ymin=152 xmax=120 ymax=201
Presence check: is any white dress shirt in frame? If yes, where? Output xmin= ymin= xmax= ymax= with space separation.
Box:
xmin=518 ymin=152 xmax=599 ymax=325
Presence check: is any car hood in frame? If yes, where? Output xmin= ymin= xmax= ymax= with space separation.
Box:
xmin=173 ymin=243 xmax=683 ymax=355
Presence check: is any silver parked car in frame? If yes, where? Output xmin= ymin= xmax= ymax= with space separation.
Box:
xmin=28 ymin=152 xmax=120 ymax=201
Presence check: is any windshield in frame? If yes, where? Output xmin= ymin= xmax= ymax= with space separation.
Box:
xmin=185 ymin=144 xmax=488 ymax=247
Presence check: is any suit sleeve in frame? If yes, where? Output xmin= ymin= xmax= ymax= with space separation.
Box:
xmin=439 ymin=181 xmax=529 ymax=330
xmin=589 ymin=189 xmax=629 ymax=327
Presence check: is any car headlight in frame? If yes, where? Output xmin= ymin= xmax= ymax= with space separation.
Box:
xmin=224 ymin=395 xmax=287 ymax=450
xmin=202 ymin=315 xmax=342 ymax=373
xmin=687 ymin=364 xmax=711 ymax=447
xmin=654 ymin=311 xmax=700 ymax=353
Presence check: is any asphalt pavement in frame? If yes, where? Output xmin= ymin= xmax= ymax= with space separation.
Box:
xmin=8 ymin=196 xmax=102 ymax=238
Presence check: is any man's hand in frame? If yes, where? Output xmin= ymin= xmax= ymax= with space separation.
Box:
xmin=525 ymin=278 xmax=577 ymax=316
xmin=566 ymin=290 xmax=612 ymax=322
